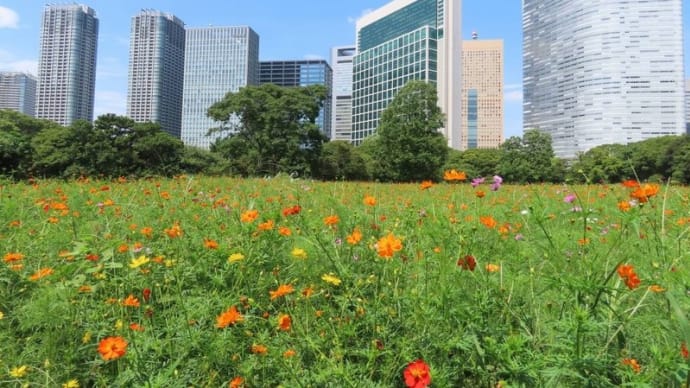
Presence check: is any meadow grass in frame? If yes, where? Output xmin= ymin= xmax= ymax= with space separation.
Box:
xmin=0 ymin=175 xmax=688 ymax=387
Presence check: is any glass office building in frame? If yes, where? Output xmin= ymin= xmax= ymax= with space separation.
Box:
xmin=36 ymin=4 xmax=98 ymax=126
xmin=127 ymin=10 xmax=186 ymax=137
xmin=523 ymin=0 xmax=686 ymax=159
xmin=259 ymin=60 xmax=333 ymax=138
xmin=462 ymin=38 xmax=503 ymax=149
xmin=181 ymin=26 xmax=259 ymax=149
xmin=352 ymin=0 xmax=462 ymax=148
xmin=330 ymin=46 xmax=356 ymax=142
xmin=686 ymin=80 xmax=690 ymax=134
xmin=0 ymin=72 xmax=37 ymax=117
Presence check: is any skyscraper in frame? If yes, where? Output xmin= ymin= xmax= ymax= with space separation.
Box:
xmin=330 ymin=46 xmax=356 ymax=142
xmin=685 ymin=80 xmax=690 ymax=134
xmin=36 ymin=4 xmax=98 ymax=126
xmin=127 ymin=10 xmax=186 ymax=137
xmin=352 ymin=0 xmax=462 ymax=148
xmin=462 ymin=37 xmax=503 ymax=149
xmin=181 ymin=26 xmax=259 ymax=149
xmin=0 ymin=72 xmax=37 ymax=117
xmin=259 ymin=60 xmax=333 ymax=138
xmin=523 ymin=0 xmax=686 ymax=159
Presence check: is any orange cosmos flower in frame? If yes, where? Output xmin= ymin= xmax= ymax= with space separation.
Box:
xmin=475 ymin=190 xmax=486 ymax=198
xmin=617 ymin=264 xmax=641 ymax=290
xmin=282 ymin=205 xmax=301 ymax=217
xmin=251 ymin=344 xmax=268 ymax=355
xmin=324 ymin=215 xmax=340 ymax=226
xmin=283 ymin=349 xmax=297 ymax=358
xmin=420 ymin=180 xmax=433 ymax=190
xmin=240 ymin=209 xmax=259 ymax=223
xmin=443 ymin=169 xmax=467 ymax=182
xmin=346 ymin=227 xmax=363 ymax=245
xmin=363 ymin=195 xmax=377 ymax=206
xmin=630 ymin=183 xmax=659 ymax=203
xmin=97 ymin=336 xmax=128 ymax=361
xmin=3 ymin=252 xmax=24 ymax=263
xmin=121 ymin=294 xmax=140 ymax=308
xmin=621 ymin=179 xmax=640 ymax=188
xmin=129 ymin=323 xmax=145 ymax=332
xmin=618 ymin=201 xmax=632 ymax=211
xmin=377 ymin=233 xmax=402 ymax=258
xmin=648 ymin=284 xmax=665 ymax=293
xmin=278 ymin=226 xmax=292 ymax=236
xmin=216 ymin=305 xmax=244 ymax=328
xmin=140 ymin=227 xmax=153 ymax=238
xmin=164 ymin=223 xmax=183 ymax=238
xmin=622 ymin=358 xmax=641 ymax=373
xmin=203 ymin=238 xmax=219 ymax=249
xmin=269 ymin=284 xmax=295 ymax=300
xmin=29 ymin=267 xmax=54 ymax=281
xmin=479 ymin=216 xmax=497 ymax=229
xmin=403 ymin=359 xmax=432 ymax=388
xmin=229 ymin=376 xmax=244 ymax=388
xmin=485 ymin=264 xmax=501 ymax=273
xmin=682 ymin=342 xmax=689 ymax=359
xmin=258 ymin=220 xmax=274 ymax=231
xmin=277 ymin=314 xmax=292 ymax=331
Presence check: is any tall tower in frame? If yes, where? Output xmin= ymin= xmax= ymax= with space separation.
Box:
xmin=181 ymin=26 xmax=259 ymax=149
xmin=0 ymin=72 xmax=37 ymax=117
xmin=352 ymin=0 xmax=462 ymax=148
xmin=127 ymin=10 xmax=185 ymax=137
xmin=462 ymin=37 xmax=503 ymax=149
xmin=259 ymin=60 xmax=333 ymax=138
xmin=330 ymin=46 xmax=356 ymax=142
xmin=36 ymin=4 xmax=98 ymax=126
xmin=523 ymin=0 xmax=686 ymax=159
xmin=685 ymin=80 xmax=690 ymax=134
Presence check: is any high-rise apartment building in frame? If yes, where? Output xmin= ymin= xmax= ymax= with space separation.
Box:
xmin=36 ymin=4 xmax=98 ymax=126
xmin=352 ymin=0 xmax=462 ymax=148
xmin=259 ymin=60 xmax=333 ymax=138
xmin=685 ymin=80 xmax=690 ymax=134
xmin=0 ymin=72 xmax=37 ymax=117
xmin=462 ymin=37 xmax=503 ymax=149
xmin=330 ymin=46 xmax=356 ymax=142
xmin=181 ymin=26 xmax=259 ymax=149
xmin=127 ymin=10 xmax=186 ymax=137
xmin=523 ymin=0 xmax=686 ymax=159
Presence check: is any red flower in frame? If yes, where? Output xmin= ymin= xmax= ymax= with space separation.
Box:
xmin=142 ymin=288 xmax=151 ymax=302
xmin=282 ymin=205 xmax=301 ymax=217
xmin=682 ymin=342 xmax=689 ymax=359
xmin=403 ymin=359 xmax=431 ymax=388
xmin=457 ymin=255 xmax=477 ymax=271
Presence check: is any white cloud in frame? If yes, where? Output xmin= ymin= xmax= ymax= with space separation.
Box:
xmin=504 ymin=90 xmax=523 ymax=103
xmin=0 ymin=6 xmax=19 ymax=29
xmin=347 ymin=8 xmax=374 ymax=24
xmin=94 ymin=91 xmax=126 ymax=118
xmin=303 ymin=54 xmax=324 ymax=60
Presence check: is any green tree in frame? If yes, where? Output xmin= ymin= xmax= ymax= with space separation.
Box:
xmin=372 ymin=80 xmax=448 ymax=182
xmin=0 ymin=110 xmax=60 ymax=179
xmin=444 ymin=148 xmax=501 ymax=179
xmin=207 ymin=83 xmax=328 ymax=177
xmin=316 ymin=140 xmax=370 ymax=181
xmin=569 ymin=144 xmax=630 ymax=183
xmin=498 ymin=129 xmax=557 ymax=183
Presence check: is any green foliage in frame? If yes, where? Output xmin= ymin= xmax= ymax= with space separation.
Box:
xmin=316 ymin=140 xmax=370 ymax=181
xmin=444 ymin=148 xmax=501 ymax=179
xmin=207 ymin=83 xmax=328 ymax=177
xmin=180 ymin=146 xmax=232 ymax=176
xmin=498 ymin=129 xmax=556 ymax=183
xmin=371 ymin=80 xmax=448 ymax=182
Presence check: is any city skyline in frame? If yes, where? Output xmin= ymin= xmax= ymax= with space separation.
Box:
xmin=0 ymin=1 xmax=688 ymax=140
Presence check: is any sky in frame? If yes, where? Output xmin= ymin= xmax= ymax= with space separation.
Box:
xmin=0 ymin=1 xmax=687 ymax=139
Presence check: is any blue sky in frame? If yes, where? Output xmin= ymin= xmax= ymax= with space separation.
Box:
xmin=0 ymin=1 xmax=687 ymax=139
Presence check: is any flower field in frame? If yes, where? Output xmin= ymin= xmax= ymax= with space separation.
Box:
xmin=1 ymin=175 xmax=689 ymax=387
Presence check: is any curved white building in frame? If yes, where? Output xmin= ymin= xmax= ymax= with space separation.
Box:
xmin=523 ymin=0 xmax=686 ymax=159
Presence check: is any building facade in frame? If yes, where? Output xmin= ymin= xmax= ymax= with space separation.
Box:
xmin=36 ymin=4 xmax=98 ymax=126
xmin=181 ymin=26 xmax=259 ymax=149
xmin=686 ymin=80 xmax=690 ymax=134
xmin=259 ymin=60 xmax=333 ymax=138
xmin=0 ymin=72 xmax=37 ymax=117
xmin=352 ymin=0 xmax=462 ymax=148
xmin=330 ymin=46 xmax=356 ymax=142
xmin=462 ymin=38 xmax=503 ymax=149
xmin=127 ymin=10 xmax=186 ymax=137
xmin=523 ymin=0 xmax=686 ymax=159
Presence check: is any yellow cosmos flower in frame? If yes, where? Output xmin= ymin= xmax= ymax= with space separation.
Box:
xmin=82 ymin=331 xmax=92 ymax=344
xmin=228 ymin=253 xmax=245 ymax=263
xmin=62 ymin=379 xmax=80 ymax=388
xmin=129 ymin=255 xmax=149 ymax=269
xmin=321 ymin=273 xmax=342 ymax=286
xmin=0 ymin=310 xmax=4 ymax=320
xmin=10 ymin=365 xmax=28 ymax=378
xmin=291 ymin=248 xmax=308 ymax=259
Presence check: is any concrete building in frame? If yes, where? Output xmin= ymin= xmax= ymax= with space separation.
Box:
xmin=462 ymin=36 xmax=503 ymax=149
xmin=523 ymin=0 xmax=686 ymax=159
xmin=686 ymin=80 xmax=690 ymax=134
xmin=330 ymin=46 xmax=356 ymax=142
xmin=0 ymin=72 xmax=37 ymax=117
xmin=127 ymin=10 xmax=186 ymax=137
xmin=36 ymin=4 xmax=98 ymax=126
xmin=259 ymin=60 xmax=333 ymax=138
xmin=181 ymin=26 xmax=259 ymax=149
xmin=352 ymin=0 xmax=462 ymax=148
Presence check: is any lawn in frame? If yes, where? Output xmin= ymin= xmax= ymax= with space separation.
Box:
xmin=1 ymin=175 xmax=688 ymax=387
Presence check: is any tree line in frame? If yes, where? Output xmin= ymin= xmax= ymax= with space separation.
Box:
xmin=2 ymin=81 xmax=689 ymax=184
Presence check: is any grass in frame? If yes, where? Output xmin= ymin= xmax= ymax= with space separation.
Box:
xmin=0 ymin=175 xmax=688 ymax=387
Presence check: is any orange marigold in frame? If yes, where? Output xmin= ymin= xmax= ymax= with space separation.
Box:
xmin=216 ymin=305 xmax=244 ymax=328
xmin=269 ymin=284 xmax=295 ymax=300
xmin=377 ymin=233 xmax=402 ymax=258
xmin=97 ymin=336 xmax=128 ymax=361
